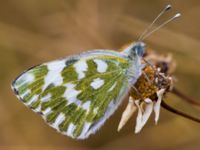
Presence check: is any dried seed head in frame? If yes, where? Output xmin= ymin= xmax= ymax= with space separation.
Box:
xmin=130 ymin=50 xmax=174 ymax=102
xmin=130 ymin=66 xmax=158 ymax=100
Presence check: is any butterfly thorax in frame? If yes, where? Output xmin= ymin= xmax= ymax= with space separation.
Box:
xmin=123 ymin=42 xmax=146 ymax=84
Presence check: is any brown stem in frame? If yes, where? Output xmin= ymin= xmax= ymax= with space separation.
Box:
xmin=161 ymin=100 xmax=200 ymax=123
xmin=171 ymin=87 xmax=200 ymax=107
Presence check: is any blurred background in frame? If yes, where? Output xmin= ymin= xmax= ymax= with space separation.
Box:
xmin=0 ymin=0 xmax=200 ymax=150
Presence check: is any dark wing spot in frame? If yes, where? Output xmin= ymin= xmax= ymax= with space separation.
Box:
xmin=65 ymin=58 xmax=79 ymax=66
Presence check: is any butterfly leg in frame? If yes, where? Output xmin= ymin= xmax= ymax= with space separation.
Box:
xmin=131 ymin=85 xmax=143 ymax=99
xmin=142 ymin=71 xmax=153 ymax=84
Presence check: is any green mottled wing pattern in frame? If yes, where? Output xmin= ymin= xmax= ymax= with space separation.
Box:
xmin=12 ymin=50 xmax=132 ymax=139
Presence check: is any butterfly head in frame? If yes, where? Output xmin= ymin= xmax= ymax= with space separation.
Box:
xmin=132 ymin=42 xmax=146 ymax=57
xmin=124 ymin=42 xmax=146 ymax=59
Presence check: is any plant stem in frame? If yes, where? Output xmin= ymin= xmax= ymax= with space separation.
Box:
xmin=161 ymin=100 xmax=200 ymax=123
xmin=171 ymin=87 xmax=200 ymax=106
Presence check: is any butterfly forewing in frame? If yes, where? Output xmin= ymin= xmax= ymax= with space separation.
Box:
xmin=12 ymin=50 xmax=131 ymax=139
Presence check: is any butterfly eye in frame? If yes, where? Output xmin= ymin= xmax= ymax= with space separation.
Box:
xmin=131 ymin=42 xmax=145 ymax=57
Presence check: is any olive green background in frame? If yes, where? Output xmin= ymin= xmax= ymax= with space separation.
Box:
xmin=0 ymin=0 xmax=200 ymax=150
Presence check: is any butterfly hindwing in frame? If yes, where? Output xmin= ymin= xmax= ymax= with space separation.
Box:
xmin=12 ymin=50 xmax=133 ymax=139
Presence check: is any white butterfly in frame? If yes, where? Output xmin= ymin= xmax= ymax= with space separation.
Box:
xmin=11 ymin=4 xmax=181 ymax=139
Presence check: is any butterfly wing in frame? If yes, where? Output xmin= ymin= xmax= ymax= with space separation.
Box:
xmin=12 ymin=50 xmax=138 ymax=139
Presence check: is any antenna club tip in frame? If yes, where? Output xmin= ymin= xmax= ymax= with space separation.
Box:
xmin=175 ymin=13 xmax=181 ymax=18
xmin=166 ymin=4 xmax=172 ymax=10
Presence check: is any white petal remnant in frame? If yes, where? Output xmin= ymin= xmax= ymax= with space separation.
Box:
xmin=154 ymin=89 xmax=165 ymax=124
xmin=118 ymin=96 xmax=137 ymax=131
xmin=117 ymin=88 xmax=166 ymax=134
xmin=142 ymin=99 xmax=154 ymax=126
xmin=135 ymin=99 xmax=153 ymax=134
xmin=93 ymin=59 xmax=108 ymax=73
xmin=135 ymin=100 xmax=143 ymax=133
xmin=90 ymin=78 xmax=104 ymax=89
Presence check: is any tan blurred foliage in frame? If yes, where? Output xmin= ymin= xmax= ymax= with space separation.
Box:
xmin=0 ymin=0 xmax=200 ymax=150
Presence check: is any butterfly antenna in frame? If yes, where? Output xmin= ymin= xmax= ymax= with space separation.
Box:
xmin=138 ymin=4 xmax=172 ymax=41
xmin=141 ymin=13 xmax=181 ymax=40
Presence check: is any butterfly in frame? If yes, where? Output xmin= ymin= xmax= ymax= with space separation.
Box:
xmin=12 ymin=42 xmax=147 ymax=138
xmin=11 ymin=4 xmax=183 ymax=139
